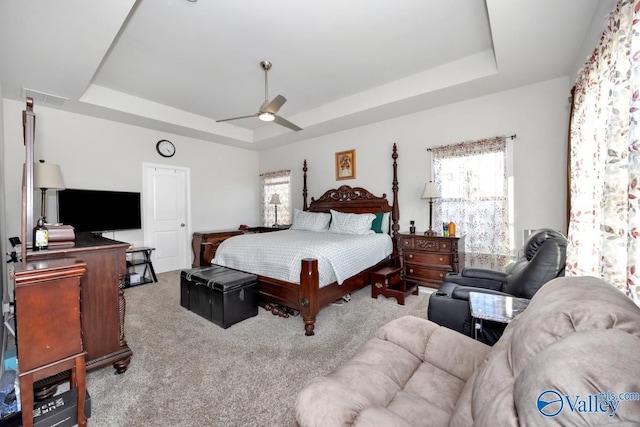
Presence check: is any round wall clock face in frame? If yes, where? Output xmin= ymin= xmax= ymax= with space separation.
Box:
xmin=156 ymin=139 xmax=175 ymax=157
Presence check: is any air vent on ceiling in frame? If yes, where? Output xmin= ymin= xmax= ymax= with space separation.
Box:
xmin=21 ymin=88 xmax=68 ymax=106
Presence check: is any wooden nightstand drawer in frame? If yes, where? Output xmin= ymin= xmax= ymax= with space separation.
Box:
xmin=404 ymin=251 xmax=451 ymax=266
xmin=399 ymin=236 xmax=414 ymax=249
xmin=404 ymin=265 xmax=450 ymax=282
xmin=438 ymin=241 xmax=453 ymax=252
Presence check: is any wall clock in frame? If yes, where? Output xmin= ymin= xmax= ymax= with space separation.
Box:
xmin=156 ymin=139 xmax=175 ymax=158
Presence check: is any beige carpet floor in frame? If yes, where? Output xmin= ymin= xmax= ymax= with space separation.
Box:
xmin=84 ymin=270 xmax=431 ymax=427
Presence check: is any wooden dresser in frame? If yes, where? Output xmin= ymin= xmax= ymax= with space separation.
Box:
xmin=27 ymin=233 xmax=132 ymax=373
xmin=191 ymin=230 xmax=244 ymax=267
xmin=13 ymin=258 xmax=88 ymax=427
xmin=191 ymin=227 xmax=291 ymax=267
xmin=396 ymin=233 xmax=464 ymax=288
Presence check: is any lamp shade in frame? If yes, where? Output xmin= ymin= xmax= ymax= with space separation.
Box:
xmin=421 ymin=181 xmax=440 ymax=199
xmin=269 ymin=193 xmax=281 ymax=205
xmin=33 ymin=162 xmax=65 ymax=190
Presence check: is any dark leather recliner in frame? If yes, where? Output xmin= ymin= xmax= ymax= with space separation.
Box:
xmin=427 ymin=228 xmax=567 ymax=345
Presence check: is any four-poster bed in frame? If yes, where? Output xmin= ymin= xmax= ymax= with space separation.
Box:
xmin=201 ymin=144 xmax=400 ymax=335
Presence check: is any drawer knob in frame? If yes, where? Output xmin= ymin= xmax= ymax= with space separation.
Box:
xmin=442 ymin=243 xmax=448 ymax=248
xmin=408 ymin=254 xmax=414 ymax=259
xmin=439 ymin=257 xmax=443 ymax=262
xmin=409 ymin=268 xmax=414 ymax=274
xmin=439 ymin=273 xmax=444 ymax=278
xmin=404 ymin=241 xmax=409 ymax=246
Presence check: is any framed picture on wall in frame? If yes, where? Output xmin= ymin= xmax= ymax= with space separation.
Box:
xmin=335 ymin=149 xmax=356 ymax=180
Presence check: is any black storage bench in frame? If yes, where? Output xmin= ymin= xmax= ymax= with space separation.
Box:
xmin=180 ymin=265 xmax=258 ymax=328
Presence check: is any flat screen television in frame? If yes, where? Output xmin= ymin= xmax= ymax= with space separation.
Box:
xmin=57 ymin=188 xmax=142 ymax=232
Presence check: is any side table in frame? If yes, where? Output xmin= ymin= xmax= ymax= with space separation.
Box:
xmin=468 ymin=292 xmax=530 ymax=340
xmin=126 ymin=246 xmax=157 ymax=286
xmin=396 ymin=233 xmax=464 ymax=288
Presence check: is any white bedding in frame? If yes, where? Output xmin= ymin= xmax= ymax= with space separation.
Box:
xmin=213 ymin=229 xmax=393 ymax=287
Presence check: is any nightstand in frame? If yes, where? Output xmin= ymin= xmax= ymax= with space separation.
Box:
xmin=397 ymin=233 xmax=464 ymax=288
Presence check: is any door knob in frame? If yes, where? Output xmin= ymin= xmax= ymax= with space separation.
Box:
xmin=181 ymin=223 xmax=186 ymax=227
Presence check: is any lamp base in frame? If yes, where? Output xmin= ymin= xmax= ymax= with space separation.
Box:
xmin=424 ymin=229 xmax=435 ymax=236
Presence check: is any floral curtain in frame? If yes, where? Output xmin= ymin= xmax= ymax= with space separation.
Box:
xmin=566 ymin=0 xmax=640 ymax=297
xmin=260 ymin=170 xmax=291 ymax=227
xmin=433 ymin=136 xmax=510 ymax=270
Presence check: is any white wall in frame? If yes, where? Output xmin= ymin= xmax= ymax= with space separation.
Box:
xmin=3 ymin=99 xmax=259 ymax=247
xmin=0 ymin=81 xmax=7 ymax=299
xmin=260 ymin=77 xmax=570 ymax=251
xmin=569 ymin=0 xmax=617 ymax=82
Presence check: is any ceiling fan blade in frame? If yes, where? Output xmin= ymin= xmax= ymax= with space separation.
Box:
xmin=264 ymin=95 xmax=287 ymax=114
xmin=216 ymin=113 xmax=259 ymax=123
xmin=273 ymin=115 xmax=302 ymax=131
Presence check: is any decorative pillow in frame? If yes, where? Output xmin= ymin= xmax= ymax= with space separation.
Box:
xmin=371 ymin=212 xmax=390 ymax=233
xmin=290 ymin=209 xmax=331 ymax=232
xmin=329 ymin=209 xmax=376 ymax=235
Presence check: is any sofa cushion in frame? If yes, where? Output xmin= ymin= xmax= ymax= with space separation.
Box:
xmin=295 ymin=316 xmax=489 ymax=427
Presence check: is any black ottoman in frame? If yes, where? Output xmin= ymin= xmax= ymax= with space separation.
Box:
xmin=180 ymin=265 xmax=258 ymax=328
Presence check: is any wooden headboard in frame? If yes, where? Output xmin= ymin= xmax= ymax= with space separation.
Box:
xmin=302 ymin=143 xmax=400 ymax=237
xmin=308 ymin=186 xmax=392 ymax=215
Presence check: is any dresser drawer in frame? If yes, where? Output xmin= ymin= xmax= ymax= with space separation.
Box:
xmin=404 ymin=265 xmax=450 ymax=283
xmin=404 ymin=251 xmax=451 ymax=266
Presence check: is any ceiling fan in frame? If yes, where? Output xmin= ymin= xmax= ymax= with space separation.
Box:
xmin=216 ymin=60 xmax=302 ymax=131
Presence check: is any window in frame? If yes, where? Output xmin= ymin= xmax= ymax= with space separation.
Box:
xmin=260 ymin=170 xmax=291 ymax=227
xmin=433 ymin=136 xmax=512 ymax=270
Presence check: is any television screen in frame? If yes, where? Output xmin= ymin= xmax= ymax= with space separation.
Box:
xmin=57 ymin=188 xmax=142 ymax=232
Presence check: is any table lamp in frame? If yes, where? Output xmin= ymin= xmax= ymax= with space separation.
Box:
xmin=33 ymin=160 xmax=65 ymax=223
xmin=270 ymin=193 xmax=281 ymax=227
xmin=421 ymin=181 xmax=440 ymax=235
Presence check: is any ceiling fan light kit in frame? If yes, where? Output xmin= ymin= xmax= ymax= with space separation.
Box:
xmin=258 ymin=112 xmax=275 ymax=122
xmin=217 ymin=60 xmax=302 ymax=131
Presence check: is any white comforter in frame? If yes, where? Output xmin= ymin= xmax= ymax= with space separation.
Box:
xmin=213 ymin=230 xmax=393 ymax=287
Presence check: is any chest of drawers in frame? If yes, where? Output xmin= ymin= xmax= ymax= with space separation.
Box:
xmin=397 ymin=233 xmax=464 ymax=288
xmin=191 ymin=230 xmax=244 ymax=267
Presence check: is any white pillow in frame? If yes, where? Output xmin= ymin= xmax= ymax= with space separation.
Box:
xmin=329 ymin=209 xmax=376 ymax=235
xmin=290 ymin=208 xmax=331 ymax=232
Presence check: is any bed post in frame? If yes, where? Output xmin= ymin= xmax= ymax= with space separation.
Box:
xmin=299 ymin=258 xmax=319 ymax=336
xmin=391 ymin=143 xmax=400 ymax=238
xmin=302 ymin=159 xmax=308 ymax=211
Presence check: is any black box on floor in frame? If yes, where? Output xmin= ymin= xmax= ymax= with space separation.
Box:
xmin=0 ymin=388 xmax=91 ymax=427
xmin=180 ymin=265 xmax=258 ymax=328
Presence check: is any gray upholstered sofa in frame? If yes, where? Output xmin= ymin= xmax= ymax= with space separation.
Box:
xmin=295 ymin=277 xmax=640 ymax=426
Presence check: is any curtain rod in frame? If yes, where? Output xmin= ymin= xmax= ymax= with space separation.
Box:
xmin=426 ymin=134 xmax=517 ymax=151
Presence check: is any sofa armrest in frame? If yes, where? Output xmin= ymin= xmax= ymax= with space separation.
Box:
xmin=444 ymin=268 xmax=507 ymax=290
xmin=376 ymin=316 xmax=489 ymax=382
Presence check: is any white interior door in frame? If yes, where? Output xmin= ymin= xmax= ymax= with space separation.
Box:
xmin=143 ymin=164 xmax=190 ymax=273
